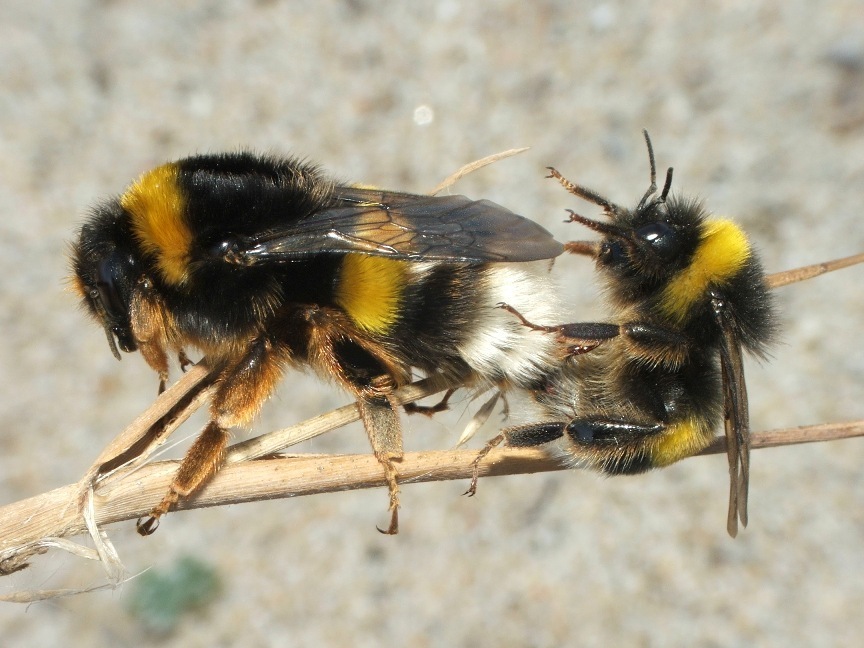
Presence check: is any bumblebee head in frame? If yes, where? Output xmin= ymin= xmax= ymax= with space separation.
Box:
xmin=71 ymin=200 xmax=141 ymax=359
xmin=560 ymin=131 xmax=704 ymax=291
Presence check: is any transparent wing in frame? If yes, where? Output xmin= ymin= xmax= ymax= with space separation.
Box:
xmin=228 ymin=186 xmax=563 ymax=265
xmin=717 ymin=314 xmax=751 ymax=538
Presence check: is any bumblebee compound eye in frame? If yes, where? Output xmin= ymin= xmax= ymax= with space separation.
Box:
xmin=634 ymin=222 xmax=679 ymax=260
xmin=96 ymin=254 xmax=131 ymax=319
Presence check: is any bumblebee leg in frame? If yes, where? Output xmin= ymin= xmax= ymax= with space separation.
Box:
xmin=465 ymin=423 xmax=565 ymax=496
xmin=357 ymin=393 xmax=404 ymax=535
xmin=566 ymin=418 xmax=663 ymax=445
xmin=497 ymin=302 xmax=566 ymax=333
xmin=546 ymin=167 xmax=617 ymax=214
xmin=560 ymin=417 xmax=720 ymax=476
xmin=129 ymin=283 xmax=172 ymax=394
xmin=555 ymin=322 xmax=622 ymax=355
xmin=465 ymin=432 xmax=505 ymax=497
xmin=553 ymin=320 xmax=690 ymax=364
xmin=403 ymin=388 xmax=456 ymax=416
xmin=498 ymin=304 xmax=618 ymax=355
xmin=563 ymin=240 xmax=603 ymax=257
xmin=178 ymin=349 xmax=194 ymax=371
xmin=302 ymin=308 xmax=415 ymax=532
xmin=558 ymin=418 xmax=666 ymax=475
xmin=617 ymin=322 xmax=690 ymax=367
xmin=136 ymin=421 xmax=228 ymax=535
xmin=300 ymin=305 xmax=422 ymax=532
xmin=138 ymin=337 xmax=287 ymax=535
xmin=505 ymin=422 xmax=567 ymax=447
xmin=210 ymin=338 xmax=288 ymax=428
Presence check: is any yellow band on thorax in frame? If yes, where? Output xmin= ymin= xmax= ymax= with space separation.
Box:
xmin=121 ymin=163 xmax=192 ymax=286
xmin=661 ymin=219 xmax=750 ymax=323
xmin=335 ymin=255 xmax=408 ymax=334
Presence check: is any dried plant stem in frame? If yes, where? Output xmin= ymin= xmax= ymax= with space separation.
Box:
xmin=428 ymin=148 xmax=530 ymax=195
xmin=0 ymin=373 xmax=462 ymax=571
xmin=766 ymin=252 xmax=864 ymax=288
xmin=1 ymin=419 xmax=862 ymax=558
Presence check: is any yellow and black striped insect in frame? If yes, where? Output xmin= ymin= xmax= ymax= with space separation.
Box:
xmin=71 ymin=152 xmax=564 ymax=534
xmin=470 ymin=132 xmax=776 ymax=536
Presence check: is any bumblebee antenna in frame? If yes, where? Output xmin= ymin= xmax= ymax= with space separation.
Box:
xmin=660 ymin=166 xmax=674 ymax=202
xmin=637 ymin=130 xmax=674 ymax=206
xmin=636 ymin=129 xmax=658 ymax=210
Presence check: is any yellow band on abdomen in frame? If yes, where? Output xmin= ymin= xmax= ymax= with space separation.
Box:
xmin=651 ymin=415 xmax=715 ymax=466
xmin=334 ymin=255 xmax=408 ymax=334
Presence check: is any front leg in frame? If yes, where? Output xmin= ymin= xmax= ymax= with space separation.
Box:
xmin=499 ymin=302 xmax=691 ymax=365
xmin=129 ymin=280 xmax=172 ymax=394
xmin=557 ymin=320 xmax=691 ymax=367
xmin=137 ymin=336 xmax=288 ymax=535
xmin=497 ymin=302 xmax=618 ymax=355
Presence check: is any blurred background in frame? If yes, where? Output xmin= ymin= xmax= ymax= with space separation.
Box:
xmin=2 ymin=1 xmax=863 ymax=645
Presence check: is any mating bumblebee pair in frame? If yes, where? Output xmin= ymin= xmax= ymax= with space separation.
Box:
xmin=71 ymin=132 xmax=774 ymax=537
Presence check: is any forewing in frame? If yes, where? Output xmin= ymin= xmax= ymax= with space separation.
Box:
xmin=717 ymin=321 xmax=751 ymax=538
xmin=229 ymin=186 xmax=563 ymax=264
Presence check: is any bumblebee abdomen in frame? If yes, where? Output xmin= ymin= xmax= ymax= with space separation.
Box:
xmin=450 ymin=263 xmax=561 ymax=388
xmin=648 ymin=415 xmax=716 ymax=468
xmin=334 ymin=255 xmax=408 ymax=334
xmin=355 ymin=261 xmax=562 ymax=388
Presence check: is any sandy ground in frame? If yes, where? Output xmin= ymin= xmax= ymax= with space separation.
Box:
xmin=1 ymin=1 xmax=863 ymax=646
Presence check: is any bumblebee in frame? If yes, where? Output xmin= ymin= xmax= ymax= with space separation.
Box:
xmin=470 ymin=132 xmax=776 ymax=536
xmin=71 ymin=152 xmax=564 ymax=534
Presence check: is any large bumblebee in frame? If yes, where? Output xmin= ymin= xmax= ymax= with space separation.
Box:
xmin=470 ymin=132 xmax=776 ymax=536
xmin=71 ymin=152 xmax=564 ymax=534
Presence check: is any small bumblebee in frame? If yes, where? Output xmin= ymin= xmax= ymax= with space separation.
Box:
xmin=71 ymin=152 xmax=564 ymax=534
xmin=470 ymin=132 xmax=777 ymax=537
